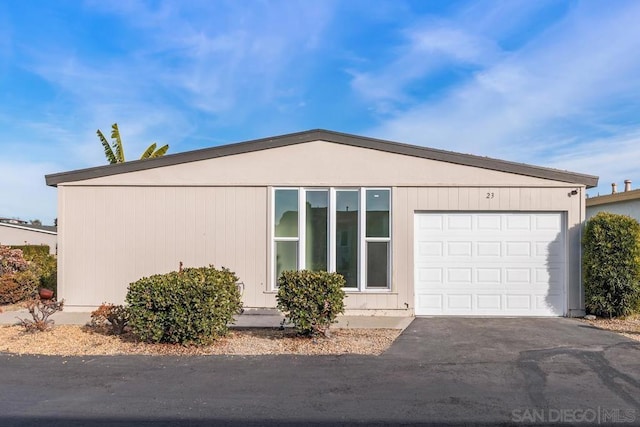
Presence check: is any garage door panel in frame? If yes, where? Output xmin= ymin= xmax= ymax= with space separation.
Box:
xmin=477 ymin=242 xmax=501 ymax=256
xmin=505 ymin=268 xmax=531 ymax=283
xmin=477 ymin=215 xmax=501 ymax=230
xmin=536 ymin=214 xmax=562 ymax=230
xmin=505 ymin=295 xmax=532 ymax=310
xmin=447 ymin=241 xmax=472 ymax=256
xmin=418 ymin=215 xmax=444 ymax=230
xmin=447 ymin=215 xmax=473 ymax=230
xmin=476 ymin=268 xmax=501 ymax=284
xmin=505 ymin=241 xmax=531 ymax=257
xmin=506 ymin=215 xmax=531 ymax=230
xmin=536 ymin=267 xmax=563 ymax=284
xmin=448 ymin=295 xmax=472 ymax=310
xmin=536 ymin=240 xmax=563 ymax=257
xmin=477 ymin=295 xmax=501 ymax=310
xmin=417 ymin=241 xmax=443 ymax=256
xmin=536 ymin=296 xmax=558 ymax=311
xmin=447 ymin=268 xmax=472 ymax=283
xmin=415 ymin=212 xmax=565 ymax=316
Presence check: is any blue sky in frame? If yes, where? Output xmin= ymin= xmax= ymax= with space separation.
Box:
xmin=2 ymin=0 xmax=640 ymax=225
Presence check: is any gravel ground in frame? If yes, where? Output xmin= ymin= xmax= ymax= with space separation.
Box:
xmin=580 ymin=314 xmax=640 ymax=342
xmin=0 ymin=324 xmax=400 ymax=356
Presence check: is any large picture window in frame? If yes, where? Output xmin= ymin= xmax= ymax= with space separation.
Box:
xmin=272 ymin=187 xmax=391 ymax=291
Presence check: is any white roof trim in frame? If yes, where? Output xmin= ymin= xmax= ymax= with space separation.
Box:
xmin=0 ymin=222 xmax=57 ymax=235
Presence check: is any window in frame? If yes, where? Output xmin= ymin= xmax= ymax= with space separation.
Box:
xmin=305 ymin=190 xmax=329 ymax=271
xmin=365 ymin=189 xmax=390 ymax=289
xmin=274 ymin=189 xmax=299 ymax=283
xmin=272 ymin=187 xmax=391 ymax=291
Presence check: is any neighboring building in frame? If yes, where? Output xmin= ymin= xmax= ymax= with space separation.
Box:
xmin=586 ymin=180 xmax=640 ymax=222
xmin=46 ymin=129 xmax=597 ymax=316
xmin=0 ymin=221 xmax=57 ymax=254
xmin=0 ymin=217 xmax=29 ymax=225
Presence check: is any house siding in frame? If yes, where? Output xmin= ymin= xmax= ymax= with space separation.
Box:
xmin=58 ymin=183 xmax=585 ymax=315
xmin=58 ymin=186 xmax=271 ymax=309
xmin=586 ymin=199 xmax=640 ymax=222
xmin=52 ymin=138 xmax=590 ymax=315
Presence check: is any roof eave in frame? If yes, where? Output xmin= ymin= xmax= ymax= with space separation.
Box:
xmin=0 ymin=222 xmax=57 ymax=235
xmin=586 ymin=189 xmax=640 ymax=206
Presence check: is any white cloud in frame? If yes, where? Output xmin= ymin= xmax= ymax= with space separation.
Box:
xmin=83 ymin=0 xmax=334 ymax=116
xmin=16 ymin=0 xmax=336 ymax=156
xmin=351 ymin=20 xmax=501 ymax=113
xmin=544 ymin=130 xmax=640 ymax=197
xmin=362 ymin=1 xmax=640 ymax=169
xmin=0 ymin=1 xmax=339 ymax=222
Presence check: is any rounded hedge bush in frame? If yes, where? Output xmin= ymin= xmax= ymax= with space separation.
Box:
xmin=0 ymin=245 xmax=38 ymax=304
xmin=126 ymin=266 xmax=243 ymax=345
xmin=583 ymin=212 xmax=640 ymax=317
xmin=276 ymin=270 xmax=346 ymax=336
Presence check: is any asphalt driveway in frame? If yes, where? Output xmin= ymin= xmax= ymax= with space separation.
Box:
xmin=1 ymin=318 xmax=639 ymax=426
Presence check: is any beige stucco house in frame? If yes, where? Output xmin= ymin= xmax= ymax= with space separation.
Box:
xmin=46 ymin=130 xmax=597 ymax=316
xmin=0 ymin=221 xmax=57 ymax=254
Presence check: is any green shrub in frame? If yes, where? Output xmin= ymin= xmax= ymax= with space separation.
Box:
xmin=276 ymin=270 xmax=346 ymax=336
xmin=583 ymin=212 xmax=640 ymax=317
xmin=10 ymin=245 xmax=50 ymax=258
xmin=23 ymin=251 xmax=57 ymax=295
xmin=125 ymin=266 xmax=243 ymax=345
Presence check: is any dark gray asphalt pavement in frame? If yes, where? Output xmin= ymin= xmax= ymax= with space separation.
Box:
xmin=1 ymin=318 xmax=639 ymax=426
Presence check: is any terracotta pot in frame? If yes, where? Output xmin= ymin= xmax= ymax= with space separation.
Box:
xmin=39 ymin=288 xmax=54 ymax=300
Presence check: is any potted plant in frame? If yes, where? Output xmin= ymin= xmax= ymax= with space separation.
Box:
xmin=39 ymin=288 xmax=54 ymax=300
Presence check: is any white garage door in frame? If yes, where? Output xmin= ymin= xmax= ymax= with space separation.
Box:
xmin=414 ymin=212 xmax=565 ymax=316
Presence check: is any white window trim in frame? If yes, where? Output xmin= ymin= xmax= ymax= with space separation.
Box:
xmin=272 ymin=187 xmax=300 ymax=288
xmin=363 ymin=188 xmax=392 ymax=291
xmin=272 ymin=187 xmax=391 ymax=292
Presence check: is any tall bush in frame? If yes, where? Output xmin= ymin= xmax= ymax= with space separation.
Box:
xmin=126 ymin=266 xmax=242 ymax=345
xmin=23 ymin=251 xmax=57 ymax=294
xmin=583 ymin=212 xmax=640 ymax=317
xmin=10 ymin=245 xmax=50 ymax=258
xmin=0 ymin=246 xmax=38 ymax=304
xmin=276 ymin=270 xmax=346 ymax=336
xmin=0 ymin=245 xmax=29 ymax=275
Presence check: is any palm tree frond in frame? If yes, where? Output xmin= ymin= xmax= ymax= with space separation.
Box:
xmin=97 ymin=129 xmax=117 ymax=164
xmin=150 ymin=144 xmax=169 ymax=158
xmin=110 ymin=123 xmax=125 ymax=162
xmin=140 ymin=143 xmax=157 ymax=160
xmin=98 ymin=123 xmax=168 ymax=164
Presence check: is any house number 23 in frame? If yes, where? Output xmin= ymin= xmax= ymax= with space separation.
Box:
xmin=486 ymin=192 xmax=495 ymax=199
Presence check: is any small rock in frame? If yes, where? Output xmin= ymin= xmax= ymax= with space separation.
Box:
xmin=584 ymin=314 xmax=596 ymax=320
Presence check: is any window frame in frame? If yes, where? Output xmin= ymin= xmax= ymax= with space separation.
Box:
xmin=272 ymin=188 xmax=301 ymax=287
xmin=363 ymin=188 xmax=391 ymax=290
xmin=271 ymin=187 xmax=391 ymax=292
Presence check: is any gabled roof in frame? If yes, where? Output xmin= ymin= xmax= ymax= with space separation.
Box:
xmin=45 ymin=129 xmax=598 ymax=187
xmin=0 ymin=221 xmax=57 ymax=235
xmin=586 ymin=188 xmax=640 ymax=207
